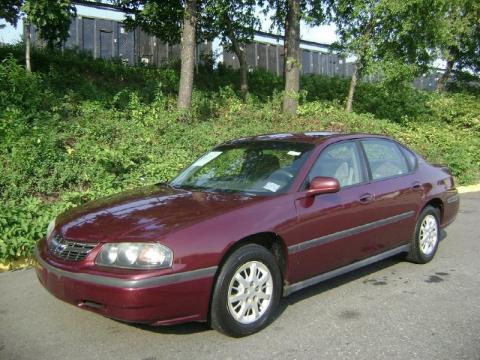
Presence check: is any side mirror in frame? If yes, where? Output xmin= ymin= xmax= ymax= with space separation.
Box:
xmin=307 ymin=176 xmax=340 ymax=196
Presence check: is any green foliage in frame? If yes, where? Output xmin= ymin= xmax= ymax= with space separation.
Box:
xmin=330 ymin=0 xmax=441 ymax=71
xmin=263 ymin=0 xmax=327 ymax=29
xmin=0 ymin=48 xmax=478 ymax=263
xmin=0 ymin=198 xmax=73 ymax=262
xmin=432 ymin=0 xmax=480 ymax=73
xmin=117 ymin=0 xmax=184 ymax=43
xmin=0 ymin=55 xmax=46 ymax=112
xmin=425 ymin=92 xmax=480 ymax=132
xmin=0 ymin=0 xmax=22 ymax=25
xmin=448 ymin=71 xmax=480 ymax=96
xmin=302 ymin=72 xmax=431 ymax=121
xmin=203 ymin=0 xmax=260 ymax=48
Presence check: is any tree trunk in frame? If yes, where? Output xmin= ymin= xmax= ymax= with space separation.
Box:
xmin=177 ymin=0 xmax=197 ymax=110
xmin=25 ymin=19 xmax=31 ymax=73
xmin=224 ymin=14 xmax=248 ymax=101
xmin=283 ymin=0 xmax=301 ymax=115
xmin=228 ymin=36 xmax=248 ymax=101
xmin=238 ymin=48 xmax=248 ymax=101
xmin=437 ymin=59 xmax=454 ymax=92
xmin=346 ymin=60 xmax=361 ymax=113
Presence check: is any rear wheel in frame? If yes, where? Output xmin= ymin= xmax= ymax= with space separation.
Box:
xmin=407 ymin=206 xmax=440 ymax=264
xmin=210 ymin=244 xmax=281 ymax=337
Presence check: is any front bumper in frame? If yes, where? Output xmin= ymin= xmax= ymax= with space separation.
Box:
xmin=34 ymin=245 xmax=217 ymax=325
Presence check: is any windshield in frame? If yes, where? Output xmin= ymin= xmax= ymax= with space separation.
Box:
xmin=170 ymin=141 xmax=314 ymax=195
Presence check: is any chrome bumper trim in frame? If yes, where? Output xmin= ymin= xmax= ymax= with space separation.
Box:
xmin=34 ymin=247 xmax=217 ymax=289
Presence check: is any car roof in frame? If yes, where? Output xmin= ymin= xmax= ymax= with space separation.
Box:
xmin=223 ymin=132 xmax=390 ymax=146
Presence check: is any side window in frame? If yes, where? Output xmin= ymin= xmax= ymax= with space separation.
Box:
xmin=362 ymin=139 xmax=409 ymax=180
xmin=308 ymin=141 xmax=365 ymax=188
xmin=398 ymin=145 xmax=418 ymax=171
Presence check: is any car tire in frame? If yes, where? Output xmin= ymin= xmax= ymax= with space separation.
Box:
xmin=407 ymin=206 xmax=441 ymax=264
xmin=210 ymin=243 xmax=282 ymax=337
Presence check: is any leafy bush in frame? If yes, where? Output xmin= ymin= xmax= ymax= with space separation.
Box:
xmin=424 ymin=92 xmax=480 ymax=131
xmin=447 ymin=71 xmax=480 ymax=96
xmin=0 ymin=47 xmax=478 ymax=263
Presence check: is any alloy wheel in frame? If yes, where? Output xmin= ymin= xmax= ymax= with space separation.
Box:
xmin=419 ymin=214 xmax=438 ymax=256
xmin=227 ymin=261 xmax=273 ymax=325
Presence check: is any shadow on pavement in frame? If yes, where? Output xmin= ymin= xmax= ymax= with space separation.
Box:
xmin=132 ymin=321 xmax=211 ymax=335
xmin=275 ymin=255 xmax=406 ymax=319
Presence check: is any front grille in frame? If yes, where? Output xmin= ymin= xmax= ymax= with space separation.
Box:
xmin=47 ymin=235 xmax=97 ymax=261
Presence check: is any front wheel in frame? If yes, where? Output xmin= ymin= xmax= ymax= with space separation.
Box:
xmin=407 ymin=206 xmax=441 ymax=264
xmin=210 ymin=244 xmax=281 ymax=337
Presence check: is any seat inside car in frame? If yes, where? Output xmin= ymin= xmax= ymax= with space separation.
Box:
xmin=311 ymin=158 xmax=355 ymax=187
xmin=254 ymin=154 xmax=280 ymax=179
xmin=241 ymin=152 xmax=281 ymax=180
xmin=370 ymin=160 xmax=405 ymax=179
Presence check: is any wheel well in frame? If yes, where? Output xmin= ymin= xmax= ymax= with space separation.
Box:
xmin=217 ymin=232 xmax=288 ymax=285
xmin=424 ymin=198 xmax=444 ymax=223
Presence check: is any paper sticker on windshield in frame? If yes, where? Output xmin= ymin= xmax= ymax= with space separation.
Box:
xmin=192 ymin=151 xmax=222 ymax=167
xmin=263 ymin=182 xmax=281 ymax=192
xmin=287 ymin=151 xmax=301 ymax=156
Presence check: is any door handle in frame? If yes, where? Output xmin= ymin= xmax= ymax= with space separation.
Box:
xmin=359 ymin=193 xmax=374 ymax=204
xmin=411 ymin=181 xmax=422 ymax=191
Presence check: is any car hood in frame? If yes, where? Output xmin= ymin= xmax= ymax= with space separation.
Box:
xmin=56 ymin=184 xmax=265 ymax=243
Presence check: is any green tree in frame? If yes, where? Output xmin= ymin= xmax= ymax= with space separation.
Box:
xmin=330 ymin=0 xmax=440 ymax=112
xmin=22 ymin=0 xmax=75 ymax=48
xmin=118 ymin=1 xmax=184 ymax=43
xmin=283 ymin=0 xmax=301 ymax=115
xmin=22 ymin=0 xmax=75 ymax=72
xmin=0 ymin=1 xmax=75 ymax=72
xmin=118 ymin=0 xmax=203 ymax=110
xmin=265 ymin=0 xmax=326 ymax=115
xmin=0 ymin=0 xmax=22 ymax=25
xmin=177 ymin=0 xmax=197 ymax=110
xmin=433 ymin=0 xmax=480 ymax=91
xmin=203 ymin=0 xmax=259 ymax=101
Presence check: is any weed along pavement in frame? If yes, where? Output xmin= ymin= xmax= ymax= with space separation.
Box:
xmin=1 ymin=192 xmax=479 ymax=360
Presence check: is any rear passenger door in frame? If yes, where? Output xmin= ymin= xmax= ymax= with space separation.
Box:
xmin=359 ymin=138 xmax=422 ymax=249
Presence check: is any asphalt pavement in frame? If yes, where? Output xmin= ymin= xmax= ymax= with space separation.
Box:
xmin=1 ymin=192 xmax=479 ymax=360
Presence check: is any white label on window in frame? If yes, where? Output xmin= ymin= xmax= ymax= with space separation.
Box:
xmin=263 ymin=182 xmax=281 ymax=192
xmin=287 ymin=151 xmax=301 ymax=156
xmin=192 ymin=151 xmax=222 ymax=167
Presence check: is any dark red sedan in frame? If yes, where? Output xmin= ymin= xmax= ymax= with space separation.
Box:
xmin=35 ymin=132 xmax=459 ymax=336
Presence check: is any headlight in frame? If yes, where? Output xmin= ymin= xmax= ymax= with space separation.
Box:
xmin=95 ymin=243 xmax=173 ymax=269
xmin=46 ymin=218 xmax=56 ymax=239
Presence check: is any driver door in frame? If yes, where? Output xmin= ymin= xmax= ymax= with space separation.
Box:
xmin=288 ymin=140 xmax=381 ymax=283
